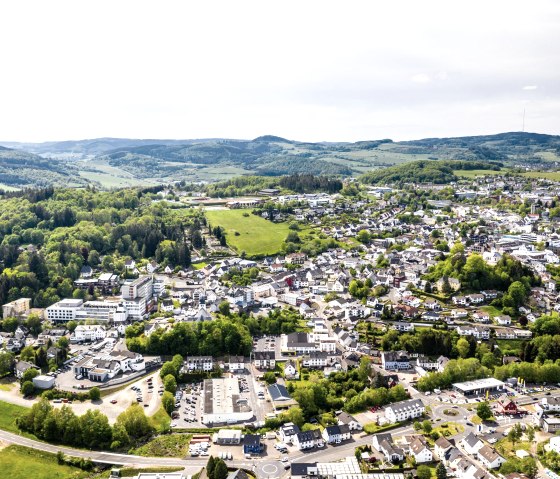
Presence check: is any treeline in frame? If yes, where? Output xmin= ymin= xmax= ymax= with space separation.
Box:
xmin=360 ymin=160 xmax=501 ymax=186
xmin=204 ymin=174 xmax=343 ymax=198
xmin=416 ymin=358 xmax=491 ymax=392
xmin=17 ymin=399 xmax=155 ymax=450
xmin=126 ymin=309 xmax=305 ymax=356
xmin=278 ymin=174 xmax=342 ymax=194
xmin=494 ymin=360 xmax=560 ymax=384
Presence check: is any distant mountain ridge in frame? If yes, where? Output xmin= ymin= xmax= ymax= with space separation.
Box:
xmin=0 ymin=131 xmax=559 ymax=189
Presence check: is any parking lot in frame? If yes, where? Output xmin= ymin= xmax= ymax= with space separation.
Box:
xmin=171 ymin=381 xmax=204 ymax=429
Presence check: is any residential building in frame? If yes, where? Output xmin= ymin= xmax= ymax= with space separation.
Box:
xmin=384 ymin=398 xmax=425 ymax=423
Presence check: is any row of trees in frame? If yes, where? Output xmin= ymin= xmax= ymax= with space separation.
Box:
xmin=416 ymin=358 xmax=491 ymax=392
xmin=17 ymin=399 xmax=154 ymax=450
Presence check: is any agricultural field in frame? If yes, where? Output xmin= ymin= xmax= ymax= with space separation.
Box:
xmin=205 ymin=209 xmax=291 ymax=256
xmin=522 ymin=171 xmax=560 ymax=181
xmin=0 ymin=445 xmax=90 ymax=479
xmin=454 ymin=169 xmax=506 ymax=178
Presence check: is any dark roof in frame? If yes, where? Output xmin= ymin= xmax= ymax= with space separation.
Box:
xmin=268 ymin=384 xmax=292 ymax=401
xmin=290 ymin=463 xmax=316 ymax=477
xmin=243 ymin=434 xmax=261 ymax=446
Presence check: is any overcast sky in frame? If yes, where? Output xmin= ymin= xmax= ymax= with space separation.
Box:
xmin=1 ymin=0 xmax=559 ymax=142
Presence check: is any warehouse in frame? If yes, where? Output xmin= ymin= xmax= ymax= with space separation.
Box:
xmin=201 ymin=378 xmax=253 ymax=425
xmin=452 ymin=378 xmax=505 ymax=396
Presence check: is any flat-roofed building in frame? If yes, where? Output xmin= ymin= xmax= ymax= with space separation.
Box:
xmin=452 ymin=378 xmax=505 ymax=396
xmin=201 ymin=378 xmax=253 ymax=425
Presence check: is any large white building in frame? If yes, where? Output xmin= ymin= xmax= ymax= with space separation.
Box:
xmin=75 ymin=301 xmax=127 ymax=323
xmin=47 ymin=298 xmax=127 ymax=324
xmin=46 ymin=299 xmax=84 ymax=322
xmin=201 ymin=378 xmax=253 ymax=425
xmin=121 ymin=276 xmax=154 ymax=321
xmin=385 ymin=399 xmax=425 ymax=423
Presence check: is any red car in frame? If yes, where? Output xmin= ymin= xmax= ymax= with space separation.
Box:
xmin=110 ymin=399 xmax=117 ymax=404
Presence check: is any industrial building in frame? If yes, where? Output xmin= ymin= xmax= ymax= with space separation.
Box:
xmin=201 ymin=378 xmax=253 ymax=425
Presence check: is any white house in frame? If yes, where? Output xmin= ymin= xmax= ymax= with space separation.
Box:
xmin=461 ymin=433 xmax=484 ymax=456
xmin=322 ymin=424 xmax=351 ymax=444
xmin=408 ymin=436 xmax=433 ymax=463
xmin=337 ymin=411 xmax=362 ymax=431
xmin=381 ymin=351 xmax=411 ymax=370
xmin=74 ymin=325 xmax=106 ymax=342
xmin=292 ymin=429 xmax=323 ymax=450
xmin=384 ymin=399 xmax=425 ymax=423
xmin=477 ymin=445 xmax=505 ymax=469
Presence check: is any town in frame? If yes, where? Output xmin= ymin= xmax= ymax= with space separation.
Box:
xmin=2 ymin=171 xmax=560 ymax=479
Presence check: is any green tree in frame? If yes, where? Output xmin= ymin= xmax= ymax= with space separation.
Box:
xmin=507 ymin=423 xmax=522 ymax=447
xmin=160 ymin=361 xmax=178 ymax=379
xmin=21 ymin=381 xmax=35 ymax=396
xmin=456 ymin=338 xmax=470 ymax=359
xmin=66 ymin=320 xmax=78 ymax=333
xmin=213 ymin=459 xmax=228 ymax=479
xmin=206 ymin=456 xmax=216 ymax=479
xmin=436 ymin=461 xmax=447 ymax=479
xmin=2 ymin=316 xmax=19 ymax=333
xmin=218 ymin=301 xmax=231 ymax=317
xmin=162 ymin=391 xmax=175 ymax=415
xmin=89 ymin=387 xmax=101 ymax=401
xmin=21 ymin=367 xmax=39 ymax=383
xmin=25 ymin=313 xmax=43 ymax=336
xmin=421 ymin=420 xmax=432 ymax=433
xmin=417 ymin=465 xmax=431 ymax=479
xmin=20 ymin=346 xmax=36 ymax=363
xmin=357 ymin=229 xmax=371 ymax=244
xmin=263 ymin=372 xmax=276 ymax=384
xmin=476 ymin=402 xmax=492 ymax=421
xmin=0 ymin=351 xmax=15 ymax=376
xmin=111 ymin=422 xmax=131 ymax=449
xmin=115 ymin=404 xmax=155 ymax=440
xmin=163 ymin=374 xmax=177 ymax=393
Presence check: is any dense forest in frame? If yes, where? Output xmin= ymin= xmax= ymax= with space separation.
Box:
xmin=360 ymin=160 xmax=502 ymax=186
xmin=203 ymin=174 xmax=343 ymax=197
xmin=0 ymin=186 xmax=199 ymax=314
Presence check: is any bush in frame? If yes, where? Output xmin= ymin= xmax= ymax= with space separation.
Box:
xmin=89 ymin=387 xmax=101 ymax=401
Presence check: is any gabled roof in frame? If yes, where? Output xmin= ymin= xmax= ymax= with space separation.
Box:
xmin=268 ymin=383 xmax=292 ymax=401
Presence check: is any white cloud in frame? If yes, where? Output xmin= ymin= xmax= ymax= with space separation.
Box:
xmin=523 ymin=85 xmax=538 ymax=90
xmin=411 ymin=74 xmax=432 ymax=84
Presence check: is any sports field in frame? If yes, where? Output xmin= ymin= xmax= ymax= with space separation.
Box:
xmin=205 ymin=209 xmax=290 ymax=256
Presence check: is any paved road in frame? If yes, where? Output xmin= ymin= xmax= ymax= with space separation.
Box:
xmin=0 ymin=428 xmax=287 ymax=478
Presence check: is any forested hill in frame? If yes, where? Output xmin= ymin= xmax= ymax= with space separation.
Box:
xmin=1 ymin=131 xmax=559 ymax=189
xmin=360 ymin=160 xmax=503 ymax=186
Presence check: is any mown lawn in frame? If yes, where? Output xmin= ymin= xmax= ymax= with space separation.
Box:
xmin=0 ymin=445 xmax=89 ymax=479
xmin=205 ymin=209 xmax=291 ymax=256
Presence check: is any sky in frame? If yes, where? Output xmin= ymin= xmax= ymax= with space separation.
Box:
xmin=0 ymin=0 xmax=559 ymax=143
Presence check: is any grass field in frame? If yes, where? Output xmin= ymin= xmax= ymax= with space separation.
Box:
xmin=522 ymin=171 xmax=560 ymax=181
xmin=0 ymin=445 xmax=89 ymax=479
xmin=454 ymin=169 xmax=505 ymax=178
xmin=205 ymin=209 xmax=291 ymax=256
xmin=149 ymin=406 xmax=171 ymax=433
xmin=131 ymin=433 xmax=191 ymax=457
xmin=481 ymin=305 xmax=502 ymax=318
xmin=0 ymin=399 xmax=30 ymax=434
xmin=496 ymin=339 xmax=524 ymax=354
